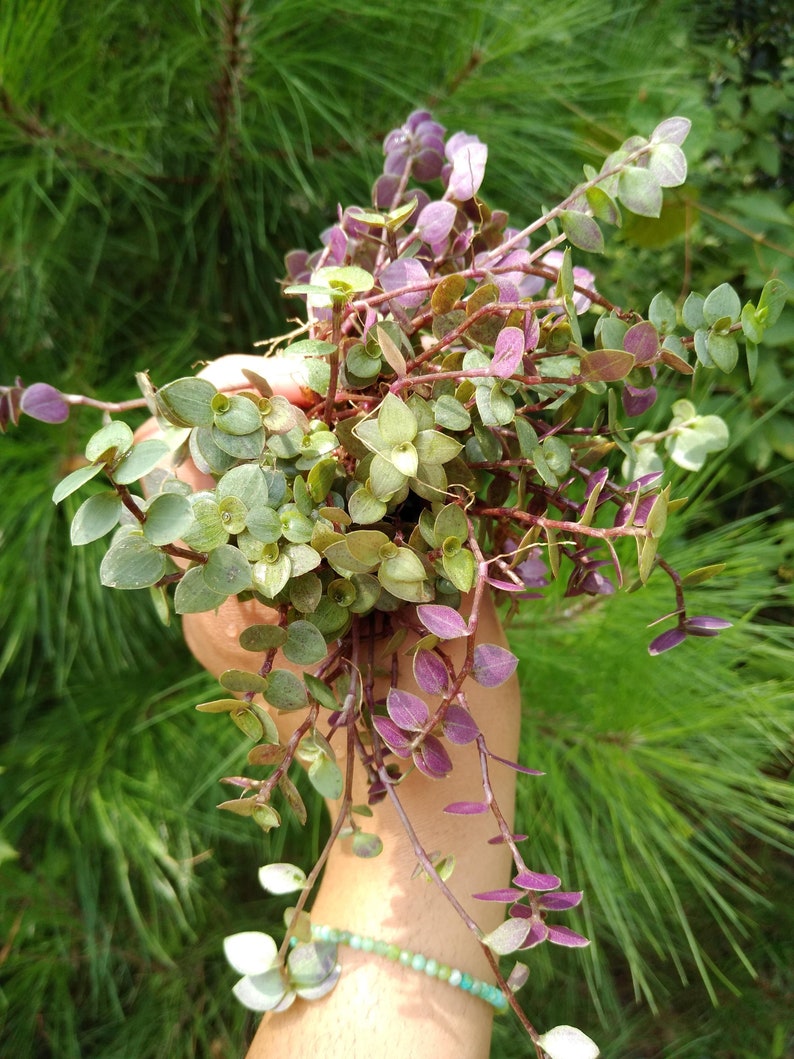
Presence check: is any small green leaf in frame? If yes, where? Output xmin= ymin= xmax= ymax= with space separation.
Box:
xmin=681 ymin=563 xmax=726 ymax=587
xmin=239 ymin=624 xmax=288 ymax=651
xmin=348 ymin=486 xmax=388 ymax=525
xmin=113 ymin=439 xmax=170 ymax=484
xmin=756 ymin=278 xmax=788 ymax=328
xmin=559 ymin=209 xmax=604 ymax=253
xmin=433 ymin=394 xmax=471 ymax=431
xmin=252 ymin=554 xmax=291 ymax=598
xmin=618 ymin=166 xmax=662 ymax=217
xmin=100 ymin=535 xmax=168 ymax=589
xmin=703 ymin=283 xmax=741 ymax=326
xmin=259 ymin=862 xmax=307 ymax=894
xmin=265 ymin=670 xmax=308 ymax=710
xmin=682 ymin=292 xmax=705 ymax=331
xmin=70 ymin=492 xmax=122 ymax=545
xmin=304 ymin=674 xmax=341 ymax=711
xmin=648 ymin=292 xmax=677 ymax=334
xmin=351 ymin=831 xmax=383 ymax=858
xmin=156 ymin=377 xmax=217 ymax=427
xmin=174 ymin=565 xmax=228 ymax=613
xmin=308 ymin=756 xmax=344 ymax=799
xmin=283 ymin=620 xmax=328 ymax=665
xmin=53 ymin=462 xmax=105 ymax=503
xmin=85 ymin=421 xmax=134 ymax=464
xmin=220 ymin=669 xmax=270 ymax=694
xmin=203 ymin=544 xmax=253 ymax=594
xmin=377 ymin=393 xmax=417 ymax=446
xmin=707 ymin=331 xmax=739 ymax=373
xmin=143 ymin=492 xmax=193 ymax=546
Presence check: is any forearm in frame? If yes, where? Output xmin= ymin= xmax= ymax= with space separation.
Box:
xmin=196 ymin=594 xmax=521 ymax=1058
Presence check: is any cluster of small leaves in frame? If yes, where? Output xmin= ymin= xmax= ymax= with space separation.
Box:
xmin=4 ymin=107 xmax=788 ymax=1054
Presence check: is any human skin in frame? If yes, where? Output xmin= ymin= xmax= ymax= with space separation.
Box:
xmin=137 ymin=355 xmax=522 ymax=1058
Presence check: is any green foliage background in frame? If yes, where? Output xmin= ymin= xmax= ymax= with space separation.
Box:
xmin=1 ymin=2 xmax=791 ymax=1057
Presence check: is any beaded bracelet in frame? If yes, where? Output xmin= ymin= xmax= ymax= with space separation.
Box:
xmin=305 ymin=924 xmax=509 ymax=1012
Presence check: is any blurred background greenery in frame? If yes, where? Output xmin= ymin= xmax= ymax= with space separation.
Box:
xmin=1 ymin=1 xmax=791 ymax=1056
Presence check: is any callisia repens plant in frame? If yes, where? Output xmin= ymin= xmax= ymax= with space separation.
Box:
xmin=3 ymin=108 xmax=787 ymax=1058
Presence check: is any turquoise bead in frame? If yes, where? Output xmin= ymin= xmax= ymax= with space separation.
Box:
xmin=306 ymin=925 xmax=509 ymax=1010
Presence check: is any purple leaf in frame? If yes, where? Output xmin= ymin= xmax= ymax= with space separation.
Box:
xmin=472 ymin=888 xmax=526 ymax=902
xmin=518 ymin=921 xmax=549 ymax=949
xmin=472 ymin=644 xmax=519 ymax=687
xmin=380 ymin=258 xmax=430 ymax=309
xmin=623 ymin=321 xmax=659 ymax=364
xmin=508 ymin=902 xmax=532 ymax=918
xmin=538 ymin=891 xmax=584 ymax=911
xmin=446 ymin=139 xmax=488 ymax=201
xmin=413 ymin=734 xmax=452 ymax=778
xmin=487 ymin=832 xmax=528 ymax=845
xmin=415 ymin=201 xmax=457 ymax=245
xmin=584 ymin=467 xmax=609 ymax=499
xmin=487 ymin=751 xmax=544 ymax=776
xmin=20 ymin=383 xmax=70 ymax=424
xmin=485 ymin=576 xmax=529 ymax=593
xmin=413 ymin=648 xmax=449 ymax=695
xmin=416 ymin=604 xmax=470 ymax=640
xmin=513 ymin=869 xmax=561 ymax=892
xmin=443 ymin=801 xmax=489 ymax=815
xmin=372 ymin=716 xmax=413 ymax=758
xmin=387 ymin=688 xmax=429 ymax=731
xmin=685 ymin=615 xmax=733 ymax=637
xmin=647 ymin=627 xmax=687 ymax=655
xmin=622 ymin=383 xmax=658 ymax=417
xmin=442 ymin=704 xmax=479 ymax=745
xmin=546 ymin=925 xmax=590 ymax=948
xmin=491 ymin=326 xmax=525 ymax=379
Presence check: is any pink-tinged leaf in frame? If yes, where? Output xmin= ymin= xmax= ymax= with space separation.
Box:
xmin=443 ymin=704 xmax=479 ymax=745
xmin=20 ymin=383 xmax=70 ymax=424
xmin=559 ymin=209 xmax=605 ymax=253
xmin=488 ymin=832 xmax=528 ymax=844
xmin=372 ymin=716 xmax=413 ymax=758
xmin=508 ymin=903 xmax=532 ymax=918
xmin=538 ymin=891 xmax=584 ymax=911
xmin=380 ymin=258 xmax=430 ymax=309
xmin=648 ymin=627 xmax=686 ymax=655
xmin=651 ymin=115 xmax=692 ymax=146
xmin=623 ymin=321 xmax=659 ymax=364
xmin=578 ymin=349 xmax=635 ymax=383
xmin=514 ymin=869 xmax=561 ymax=892
xmin=443 ymin=801 xmax=489 ymax=815
xmin=487 ymin=751 xmax=544 ymax=776
xmin=413 ymin=734 xmax=452 ymax=778
xmin=413 ymin=648 xmax=449 ymax=695
xmin=525 ymin=310 xmax=541 ymax=351
xmin=547 ymin=925 xmax=590 ymax=948
xmin=622 ymin=383 xmax=657 ymax=417
xmin=472 ymin=888 xmax=526 ymax=902
xmin=447 ymin=140 xmax=488 ymax=201
xmin=415 ymin=201 xmax=457 ymax=245
xmin=485 ymin=576 xmax=528 ymax=593
xmin=685 ymin=615 xmax=732 ymax=636
xmin=491 ymin=326 xmax=525 ymax=379
xmin=482 ymin=917 xmax=533 ymax=956
xmin=584 ymin=467 xmax=609 ymax=498
xmin=472 ymin=644 xmax=519 ymax=687
xmin=519 ymin=921 xmax=549 ymax=949
xmin=506 ymin=962 xmax=530 ymax=992
xmin=417 ymin=604 xmax=470 ymax=640
xmin=387 ymin=688 xmax=429 ymax=731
